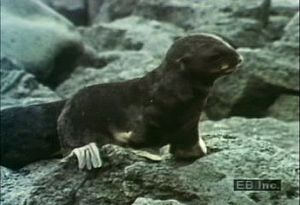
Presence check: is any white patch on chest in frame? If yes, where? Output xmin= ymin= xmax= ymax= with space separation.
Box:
xmin=113 ymin=131 xmax=133 ymax=143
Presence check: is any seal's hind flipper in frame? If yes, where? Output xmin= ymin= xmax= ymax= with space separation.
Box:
xmin=61 ymin=142 xmax=102 ymax=170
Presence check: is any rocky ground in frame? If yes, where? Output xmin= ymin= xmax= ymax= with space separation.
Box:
xmin=1 ymin=0 xmax=299 ymax=204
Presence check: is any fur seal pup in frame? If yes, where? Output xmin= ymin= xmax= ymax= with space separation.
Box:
xmin=57 ymin=33 xmax=243 ymax=170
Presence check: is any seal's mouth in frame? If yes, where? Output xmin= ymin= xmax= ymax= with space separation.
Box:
xmin=219 ymin=59 xmax=243 ymax=74
xmin=211 ymin=64 xmax=237 ymax=74
xmin=219 ymin=55 xmax=243 ymax=74
xmin=221 ymin=65 xmax=237 ymax=74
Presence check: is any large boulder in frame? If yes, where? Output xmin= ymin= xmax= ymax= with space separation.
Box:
xmin=1 ymin=0 xmax=84 ymax=86
xmin=56 ymin=51 xmax=160 ymax=98
xmin=271 ymin=0 xmax=299 ymax=17
xmin=79 ymin=16 xmax=184 ymax=58
xmin=92 ymin=0 xmax=140 ymax=23
xmin=205 ymin=12 xmax=299 ymax=120
xmin=0 ymin=58 xmax=61 ymax=109
xmin=92 ymin=0 xmax=272 ymax=48
xmin=56 ymin=16 xmax=183 ymax=98
xmin=1 ymin=118 xmax=298 ymax=205
xmin=271 ymin=12 xmax=299 ymax=57
xmin=267 ymin=95 xmax=300 ymax=121
xmin=266 ymin=0 xmax=299 ymax=41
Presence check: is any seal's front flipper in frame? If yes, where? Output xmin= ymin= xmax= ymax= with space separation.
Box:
xmin=61 ymin=142 xmax=102 ymax=170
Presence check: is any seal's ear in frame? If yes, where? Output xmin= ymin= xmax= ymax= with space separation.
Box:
xmin=175 ymin=54 xmax=191 ymax=71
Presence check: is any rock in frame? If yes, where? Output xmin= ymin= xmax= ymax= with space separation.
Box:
xmin=1 ymin=118 xmax=298 ymax=205
xmin=0 ymin=159 xmax=88 ymax=205
xmin=92 ymin=0 xmax=140 ymax=23
xmin=132 ymin=198 xmax=184 ymax=205
xmin=136 ymin=0 xmax=271 ymax=27
xmin=1 ymin=58 xmax=61 ymax=109
xmin=86 ymin=0 xmax=104 ymax=23
xmin=271 ymin=12 xmax=300 ymax=57
xmin=266 ymin=15 xmax=292 ymax=41
xmin=93 ymin=0 xmax=272 ymax=48
xmin=40 ymin=0 xmax=88 ymax=26
xmin=56 ymin=51 xmax=160 ymax=98
xmin=0 ymin=166 xmax=13 ymax=180
xmin=79 ymin=24 xmax=128 ymax=52
xmin=79 ymin=16 xmax=184 ymax=58
xmin=271 ymin=0 xmax=299 ymax=17
xmin=265 ymin=1 xmax=299 ymax=41
xmin=187 ymin=0 xmax=272 ymax=47
xmin=133 ymin=0 xmax=198 ymax=30
xmin=1 ymin=0 xmax=84 ymax=86
xmin=282 ymin=12 xmax=299 ymax=42
xmin=205 ymin=48 xmax=291 ymax=119
xmin=205 ymin=13 xmax=299 ymax=120
xmin=238 ymin=48 xmax=298 ymax=91
xmin=267 ymin=95 xmax=299 ymax=121
xmin=199 ymin=117 xmax=299 ymax=205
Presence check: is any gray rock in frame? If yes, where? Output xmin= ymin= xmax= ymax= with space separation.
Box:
xmin=92 ymin=0 xmax=140 ymax=23
xmin=1 ymin=58 xmax=61 ymax=109
xmin=1 ymin=0 xmax=84 ymax=86
xmin=86 ymin=0 xmax=104 ymax=23
xmin=267 ymin=95 xmax=299 ymax=121
xmin=133 ymin=197 xmax=185 ymax=205
xmin=271 ymin=0 xmax=300 ymax=17
xmin=93 ymin=0 xmax=272 ymax=48
xmin=271 ymin=12 xmax=300 ymax=57
xmin=136 ymin=0 xmax=271 ymax=27
xmin=266 ymin=0 xmax=299 ymax=41
xmin=205 ymin=48 xmax=294 ymax=119
xmin=1 ymin=118 xmax=298 ymax=205
xmin=1 ymin=159 xmax=88 ymax=205
xmin=205 ymin=14 xmax=299 ymax=120
xmin=282 ymin=12 xmax=299 ymax=42
xmin=78 ymin=24 xmax=128 ymax=52
xmin=40 ymin=0 xmax=88 ymax=25
xmin=133 ymin=0 xmax=198 ymax=30
xmin=79 ymin=16 xmax=184 ymax=58
xmin=56 ymin=51 xmax=160 ymax=98
xmin=199 ymin=117 xmax=299 ymax=205
xmin=187 ymin=0 xmax=272 ymax=47
xmin=265 ymin=15 xmax=292 ymax=41
xmin=238 ymin=48 xmax=298 ymax=91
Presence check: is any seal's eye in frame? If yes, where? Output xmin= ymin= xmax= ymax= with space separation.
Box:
xmin=220 ymin=64 xmax=230 ymax=70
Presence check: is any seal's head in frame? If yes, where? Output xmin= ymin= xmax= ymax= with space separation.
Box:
xmin=165 ymin=34 xmax=243 ymax=81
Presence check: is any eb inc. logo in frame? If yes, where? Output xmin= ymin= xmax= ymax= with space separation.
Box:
xmin=233 ymin=179 xmax=281 ymax=191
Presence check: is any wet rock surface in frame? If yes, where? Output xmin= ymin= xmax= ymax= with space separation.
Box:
xmin=1 ymin=0 xmax=299 ymax=204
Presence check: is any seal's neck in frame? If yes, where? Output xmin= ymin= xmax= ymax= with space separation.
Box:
xmin=141 ymin=61 xmax=213 ymax=106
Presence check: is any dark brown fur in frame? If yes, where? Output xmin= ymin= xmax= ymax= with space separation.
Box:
xmin=57 ymin=34 xmax=242 ymax=159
